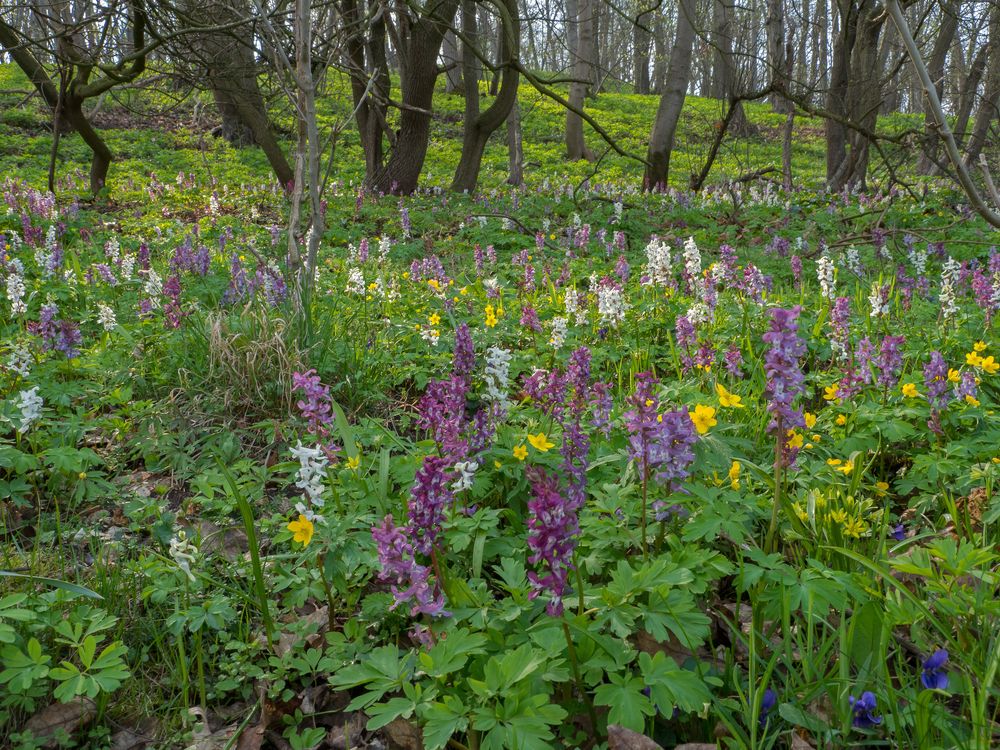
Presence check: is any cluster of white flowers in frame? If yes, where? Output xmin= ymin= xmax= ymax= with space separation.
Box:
xmin=563 ymin=288 xmax=587 ymax=326
xmin=290 ymin=441 xmax=328 ymax=521
xmin=105 ymin=236 xmax=121 ymax=264
xmin=34 ymin=225 xmax=58 ymax=278
xmin=5 ymin=258 xmax=26 ymax=316
xmin=991 ymin=267 xmax=1000 ymax=312
xmin=597 ymin=282 xmax=628 ymax=328
xmin=484 ymin=346 xmax=512 ymax=409
xmin=16 ymin=386 xmax=43 ymax=433
xmin=208 ymin=192 xmax=220 ymax=215
xmin=908 ymin=244 xmax=928 ymax=276
xmin=451 ymin=460 xmax=478 ymax=493
xmin=844 ymin=246 xmax=862 ymax=276
xmin=345 ymin=266 xmax=365 ymax=295
xmin=817 ymin=255 xmax=836 ymax=301
xmin=378 ymin=236 xmax=392 ymax=263
xmin=370 ymin=276 xmax=399 ymax=301
xmin=549 ymin=316 xmax=568 ymax=349
xmin=168 ymin=530 xmax=198 ymax=582
xmin=643 ymin=236 xmax=673 ymax=287
xmin=420 ymin=326 xmax=440 ymax=346
xmin=120 ymin=253 xmax=136 ymax=280
xmin=868 ymin=282 xmax=890 ymax=319
xmin=939 ymin=257 xmax=961 ymax=321
xmin=613 ymin=201 xmax=623 ymax=224
xmin=686 ymin=302 xmax=710 ymax=326
xmin=6 ymin=343 xmax=32 ymax=378
xmin=682 ymin=236 xmax=702 ymax=287
xmin=97 ymin=303 xmax=117 ymax=332
xmin=143 ymin=269 xmax=163 ymax=308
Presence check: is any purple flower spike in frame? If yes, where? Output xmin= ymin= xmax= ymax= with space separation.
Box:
xmin=525 ymin=467 xmax=579 ymax=617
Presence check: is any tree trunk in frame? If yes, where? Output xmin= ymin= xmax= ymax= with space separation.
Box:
xmin=507 ymin=97 xmax=524 ymax=185
xmin=917 ymin=0 xmax=959 ymax=173
xmin=451 ymin=0 xmax=520 ymax=192
xmin=964 ymin=6 xmax=1000 ymax=166
xmin=634 ymin=10 xmax=652 ymax=94
xmin=366 ymin=0 xmax=460 ymax=193
xmin=443 ymin=29 xmax=463 ymax=93
xmin=63 ymin=91 xmax=112 ymax=194
xmin=644 ymin=0 xmax=696 ymax=189
xmin=954 ymin=44 xmax=988 ymax=147
xmin=566 ymin=0 xmax=595 ymax=159
xmin=652 ymin=10 xmax=668 ymax=93
xmin=712 ymin=0 xmax=755 ymax=136
xmin=767 ymin=0 xmax=792 ymax=112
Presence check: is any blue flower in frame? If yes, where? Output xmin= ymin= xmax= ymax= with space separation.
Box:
xmin=758 ymin=688 xmax=778 ymax=728
xmin=849 ymin=691 xmax=882 ymax=729
xmin=921 ymin=650 xmax=949 ymax=690
xmin=891 ymin=523 xmax=906 ymax=541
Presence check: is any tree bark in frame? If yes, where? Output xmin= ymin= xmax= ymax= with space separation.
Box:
xmin=365 ymin=0 xmax=461 ymax=193
xmin=566 ymin=0 xmax=595 ymax=159
xmin=712 ymin=0 xmax=755 ymax=136
xmin=916 ymin=0 xmax=959 ymax=174
xmin=506 ymin=97 xmax=524 ymax=185
xmin=954 ymin=44 xmax=988 ymax=147
xmin=443 ymin=29 xmax=463 ymax=92
xmin=644 ymin=0 xmax=696 ymax=189
xmin=634 ymin=9 xmax=652 ymax=94
xmin=451 ymin=0 xmax=520 ymax=192
xmin=767 ymin=0 xmax=793 ymax=112
xmin=964 ymin=5 xmax=1000 ymax=166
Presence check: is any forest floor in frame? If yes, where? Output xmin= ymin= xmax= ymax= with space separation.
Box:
xmin=1 ymin=63 xmax=999 ymax=750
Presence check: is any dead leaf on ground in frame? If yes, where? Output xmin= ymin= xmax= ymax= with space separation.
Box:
xmin=327 ymin=713 xmax=366 ymax=749
xmin=607 ymin=724 xmax=664 ymax=750
xmin=672 ymin=745 xmax=718 ymax=750
xmin=110 ymin=725 xmax=155 ymax=750
xmin=23 ymin=697 xmax=96 ymax=747
xmin=382 ymin=717 xmax=423 ymax=750
xmin=790 ymin=733 xmax=817 ymax=750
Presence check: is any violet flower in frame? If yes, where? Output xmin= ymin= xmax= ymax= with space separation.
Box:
xmin=372 ymin=515 xmax=448 ymax=618
xmin=407 ymin=456 xmax=454 ymax=556
xmin=849 ymin=691 xmax=882 ymax=729
xmin=921 ymin=650 xmax=949 ymax=690
xmin=762 ymin=307 xmax=806 ymax=461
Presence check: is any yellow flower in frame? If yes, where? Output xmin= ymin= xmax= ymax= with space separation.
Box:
xmin=460 ymin=287 xmax=468 ymax=296
xmin=689 ymin=404 xmax=717 ymax=435
xmin=827 ymin=458 xmax=842 ymax=467
xmin=484 ymin=304 xmax=498 ymax=328
xmin=403 ymin=271 xmax=410 ymax=279
xmin=786 ymin=430 xmax=804 ymax=449
xmin=715 ymin=383 xmax=744 ymax=409
xmin=948 ymin=368 xmax=961 ymax=383
xmin=645 ymin=399 xmax=655 ymax=407
xmin=875 ymin=481 xmax=889 ymax=495
xmin=804 ymin=412 xmax=817 ymax=429
xmin=901 ymin=383 xmax=919 ymax=398
xmin=829 ymin=509 xmax=848 ymax=524
xmin=428 ymin=279 xmax=440 ymax=291
xmin=513 ymin=444 xmax=528 ymax=461
xmin=793 ymin=502 xmax=808 ymax=522
xmin=347 ymin=455 xmax=360 ymax=470
xmin=823 ymin=384 xmax=840 ymax=402
xmin=843 ymin=517 xmax=867 ymax=538
xmin=728 ymin=460 xmax=741 ymax=489
xmin=835 ymin=414 xmax=848 ymax=426
xmin=965 ymin=394 xmax=981 ymax=407
xmin=966 ymin=351 xmax=984 ymax=368
xmin=974 ymin=340 xmax=987 ymax=352
xmin=980 ymin=356 xmax=998 ymax=375
xmin=494 ymin=460 xmax=502 ymax=469
xmin=836 ymin=460 xmax=854 ymax=475
xmin=287 ymin=515 xmax=314 ymax=547
xmin=428 ymin=313 xmax=441 ymax=326
xmin=527 ymin=433 xmax=554 ymax=452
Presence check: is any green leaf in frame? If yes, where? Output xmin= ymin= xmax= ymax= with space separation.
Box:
xmin=420 ymin=696 xmax=468 ymax=750
xmin=0 ymin=572 xmax=103 ymax=600
xmin=594 ymin=673 xmax=654 ymax=730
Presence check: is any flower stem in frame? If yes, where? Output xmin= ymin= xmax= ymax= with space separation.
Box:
xmin=562 ymin=618 xmax=600 ymax=738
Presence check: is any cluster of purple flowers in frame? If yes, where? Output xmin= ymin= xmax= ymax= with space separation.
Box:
xmin=762 ymin=307 xmax=806 ymax=462
xmin=624 ymin=372 xmax=699 ymax=491
xmin=31 ymin=302 xmax=81 ymax=358
xmin=371 ymin=516 xmax=448 ymax=618
xmin=292 ymin=369 xmax=334 ymax=436
xmin=876 ymin=335 xmax=905 ymax=388
xmin=525 ymin=468 xmax=579 ymax=616
xmin=407 ymin=456 xmax=454 ymax=556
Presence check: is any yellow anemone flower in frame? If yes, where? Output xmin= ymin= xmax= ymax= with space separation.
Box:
xmin=715 ymin=383 xmax=744 ymax=408
xmin=287 ymin=515 xmax=314 ymax=547
xmin=689 ymin=404 xmax=717 ymax=434
xmin=513 ymin=444 xmax=528 ymax=461
xmin=527 ymin=433 xmax=554 ymax=452
xmin=901 ymin=383 xmax=919 ymax=398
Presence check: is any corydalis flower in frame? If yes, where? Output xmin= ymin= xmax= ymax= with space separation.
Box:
xmin=408 ymin=455 xmax=454 ymax=556
xmin=15 ymin=386 xmax=43 ymax=433
xmin=848 ymin=691 xmax=882 ymax=729
xmin=921 ymin=650 xmax=949 ymax=690
xmin=292 ymin=369 xmax=334 ymax=436
xmin=624 ymin=373 xmax=699 ymax=490
xmin=762 ymin=307 xmax=806 ymax=460
xmin=923 ymin=351 xmax=950 ymax=411
xmin=372 ymin=515 xmax=448 ymax=617
xmin=525 ymin=467 xmax=579 ymax=616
